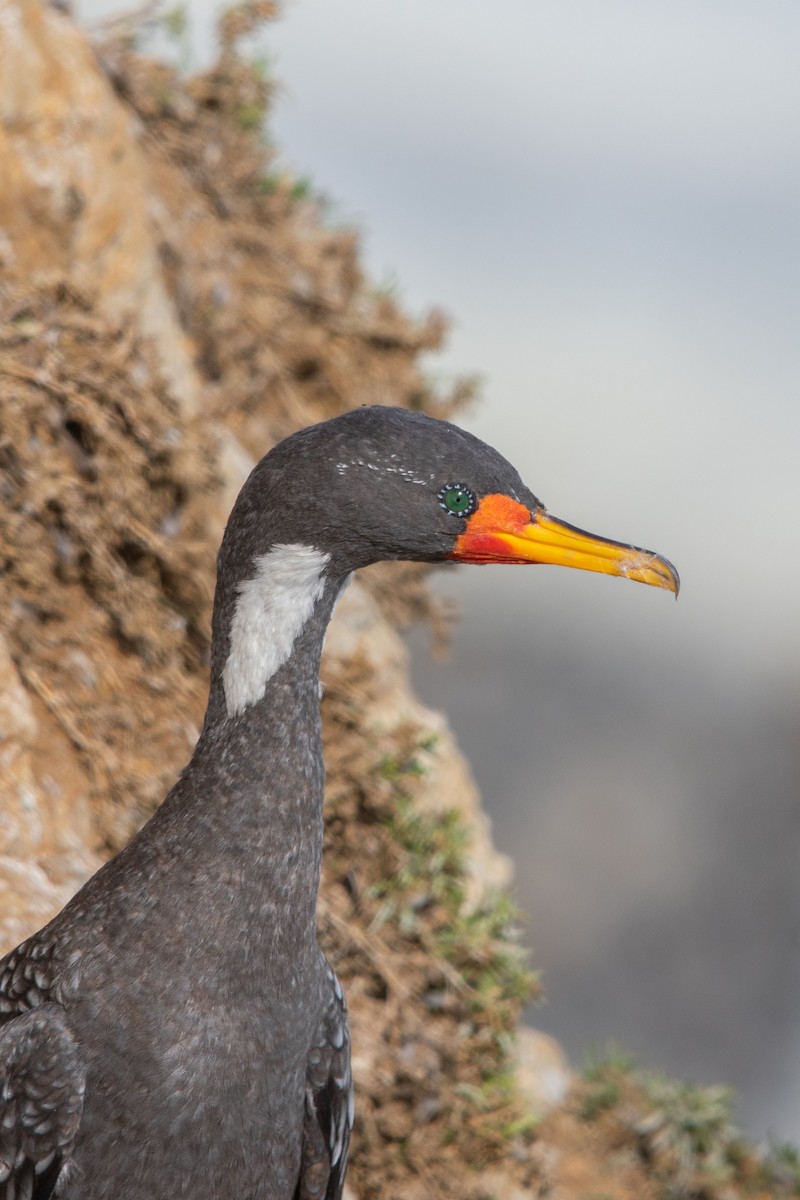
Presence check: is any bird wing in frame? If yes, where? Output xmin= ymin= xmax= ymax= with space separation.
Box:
xmin=0 ymin=1002 xmax=85 ymax=1200
xmin=0 ymin=937 xmax=61 ymax=1020
xmin=296 ymin=961 xmax=354 ymax=1200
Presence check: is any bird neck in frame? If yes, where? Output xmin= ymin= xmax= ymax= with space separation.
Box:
xmin=153 ymin=549 xmax=344 ymax=967
xmin=188 ymin=643 xmax=326 ymax=911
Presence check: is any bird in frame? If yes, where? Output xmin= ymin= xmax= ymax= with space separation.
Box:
xmin=0 ymin=405 xmax=678 ymax=1200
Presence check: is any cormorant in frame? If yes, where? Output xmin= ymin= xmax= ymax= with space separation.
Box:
xmin=0 ymin=406 xmax=678 ymax=1199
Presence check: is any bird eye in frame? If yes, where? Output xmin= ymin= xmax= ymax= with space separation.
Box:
xmin=438 ymin=483 xmax=476 ymax=517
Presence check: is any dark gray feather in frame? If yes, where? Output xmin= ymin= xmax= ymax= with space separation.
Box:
xmin=296 ymin=961 xmax=353 ymax=1200
xmin=0 ymin=1004 xmax=85 ymax=1200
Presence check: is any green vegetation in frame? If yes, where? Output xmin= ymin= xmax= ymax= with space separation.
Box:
xmin=636 ymin=1072 xmax=744 ymax=1198
xmin=764 ymin=1142 xmax=800 ymax=1195
xmin=579 ymin=1049 xmax=632 ymax=1121
xmin=160 ymin=4 xmax=187 ymax=40
xmin=359 ymin=735 xmax=540 ymax=1158
xmin=579 ymin=1050 xmax=800 ymax=1197
xmin=235 ymin=101 xmax=267 ymax=131
xmin=370 ymin=746 xmax=538 ymax=1035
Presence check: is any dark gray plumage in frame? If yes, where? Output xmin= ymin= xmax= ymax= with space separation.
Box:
xmin=0 ymin=406 xmax=678 ymax=1199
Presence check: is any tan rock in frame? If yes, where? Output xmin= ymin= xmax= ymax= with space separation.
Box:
xmin=0 ymin=855 xmax=67 ymax=951
xmin=515 ymin=1025 xmax=573 ymax=1118
xmin=0 ymin=631 xmax=41 ymax=860
xmin=0 ymin=0 xmax=199 ymax=409
xmin=0 ymin=632 xmax=101 ymax=955
xmin=211 ymin=426 xmax=257 ymax=545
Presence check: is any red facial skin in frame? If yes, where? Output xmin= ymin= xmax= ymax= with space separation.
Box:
xmin=449 ymin=494 xmax=535 ymax=563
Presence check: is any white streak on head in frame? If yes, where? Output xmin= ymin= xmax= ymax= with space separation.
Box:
xmin=335 ymin=454 xmax=432 ymax=485
xmin=223 ymin=544 xmax=329 ymax=717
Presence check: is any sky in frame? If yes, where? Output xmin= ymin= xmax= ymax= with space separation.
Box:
xmin=78 ymin=0 xmax=800 ymax=1139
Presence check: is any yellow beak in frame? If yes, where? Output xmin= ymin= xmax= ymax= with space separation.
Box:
xmin=450 ymin=494 xmax=679 ymax=596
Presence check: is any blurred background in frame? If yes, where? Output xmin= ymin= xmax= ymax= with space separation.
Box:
xmin=77 ymin=0 xmax=800 ymax=1139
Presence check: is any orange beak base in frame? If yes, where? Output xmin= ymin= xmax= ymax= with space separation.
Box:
xmin=448 ymin=494 xmax=679 ymax=596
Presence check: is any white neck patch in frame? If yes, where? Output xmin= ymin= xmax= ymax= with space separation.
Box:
xmin=223 ymin=544 xmax=330 ymax=718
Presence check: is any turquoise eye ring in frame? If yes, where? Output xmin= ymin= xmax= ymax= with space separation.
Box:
xmin=438 ymin=483 xmax=477 ymax=518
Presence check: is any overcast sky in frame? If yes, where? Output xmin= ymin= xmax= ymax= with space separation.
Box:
xmin=78 ymin=0 xmax=800 ymax=1139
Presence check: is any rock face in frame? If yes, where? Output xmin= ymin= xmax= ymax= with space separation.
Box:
xmin=0 ymin=632 xmax=101 ymax=950
xmin=0 ymin=0 xmax=200 ymax=407
xmin=0 ymin=5 xmax=559 ymax=1198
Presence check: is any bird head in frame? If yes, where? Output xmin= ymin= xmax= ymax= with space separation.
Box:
xmin=233 ymin=406 xmax=678 ymax=596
